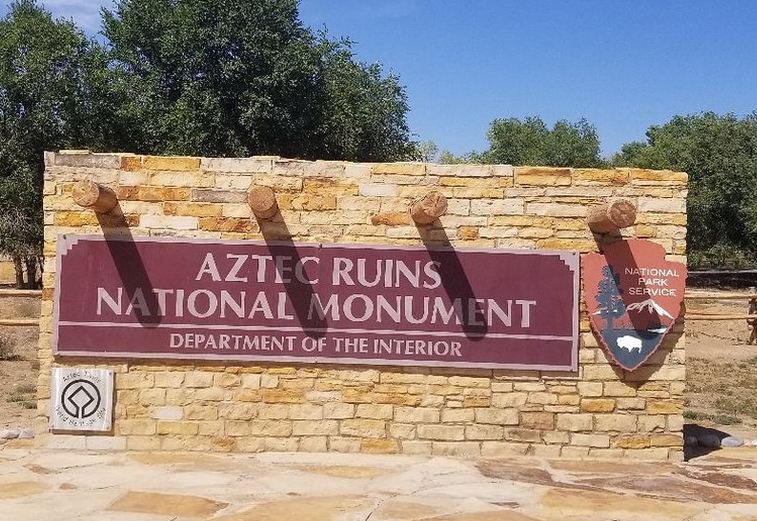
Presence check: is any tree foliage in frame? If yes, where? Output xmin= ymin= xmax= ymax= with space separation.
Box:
xmin=445 ymin=116 xmax=605 ymax=167
xmin=613 ymin=112 xmax=757 ymax=268
xmin=0 ymin=0 xmax=413 ymax=287
xmin=595 ymin=266 xmax=625 ymax=330
xmin=0 ymin=0 xmax=107 ymax=287
xmin=102 ymin=0 xmax=411 ymax=161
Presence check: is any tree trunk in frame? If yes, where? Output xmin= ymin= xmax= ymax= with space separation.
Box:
xmin=12 ymin=255 xmax=24 ymax=289
xmin=24 ymin=257 xmax=38 ymax=289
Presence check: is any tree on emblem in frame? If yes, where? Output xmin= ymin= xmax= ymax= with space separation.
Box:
xmin=595 ymin=265 xmax=625 ymax=329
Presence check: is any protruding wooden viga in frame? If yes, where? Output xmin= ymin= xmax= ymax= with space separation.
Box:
xmin=587 ymin=198 xmax=637 ymax=233
xmin=72 ymin=181 xmax=118 ymax=213
xmin=248 ymin=185 xmax=278 ymax=219
xmin=410 ymin=191 xmax=448 ymax=225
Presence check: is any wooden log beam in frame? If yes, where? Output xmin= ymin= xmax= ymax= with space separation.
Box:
xmin=410 ymin=191 xmax=448 ymax=225
xmin=0 ymin=319 xmax=38 ymax=326
xmin=587 ymin=198 xmax=637 ymax=233
xmin=72 ymin=181 xmax=118 ymax=213
xmin=686 ymin=292 xmax=757 ymax=300
xmin=248 ymin=185 xmax=278 ymax=219
xmin=686 ymin=314 xmax=757 ymax=320
xmin=0 ymin=289 xmax=43 ymax=297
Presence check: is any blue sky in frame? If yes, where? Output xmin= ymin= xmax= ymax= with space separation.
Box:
xmin=5 ymin=0 xmax=757 ymax=157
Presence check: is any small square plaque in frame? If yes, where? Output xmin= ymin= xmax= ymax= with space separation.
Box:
xmin=50 ymin=368 xmax=114 ymax=431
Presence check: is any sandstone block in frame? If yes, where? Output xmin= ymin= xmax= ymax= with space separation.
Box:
xmin=371 ymin=162 xmax=426 ymax=176
xmin=491 ymin=392 xmax=528 ymax=408
xmin=55 ymin=152 xmax=120 ymax=169
xmin=164 ymin=202 xmax=222 ymax=217
xmin=218 ymin=403 xmax=256 ymax=420
xmin=571 ymin=433 xmax=610 ymax=448
xmin=612 ymin=434 xmax=651 ymax=449
xmin=292 ymin=420 xmax=339 ymax=436
xmin=556 ymin=413 xmax=593 ymax=432
xmin=152 ymin=406 xmax=183 ymax=421
xmin=474 ymin=408 xmax=518 ymax=425
xmin=323 ymin=403 xmax=355 ymax=419
xmin=650 ymin=434 xmax=683 ymax=447
xmin=432 ymin=441 xmax=481 ymax=457
xmin=389 ymin=423 xmax=416 ymax=439
xmin=356 ymin=404 xmax=393 ymax=420
xmin=299 ymin=437 xmax=328 ymax=452
xmin=580 ymin=398 xmax=615 ymax=413
xmin=647 ymin=400 xmax=683 ymax=414
xmin=191 ymin=189 xmax=247 ymax=203
xmin=140 ymin=215 xmax=198 ymax=230
xmin=603 ymin=381 xmax=638 ymax=397
xmin=340 ymin=419 xmax=386 ymax=438
xmin=470 ymin=199 xmax=524 ymax=215
xmin=520 ymin=412 xmax=555 ymax=430
xmin=394 ymin=407 xmax=440 ymax=424
xmin=157 ymin=421 xmax=199 ymax=435
xmin=144 ymin=155 xmax=200 ymax=171
xmin=417 ymin=424 xmax=465 ymax=441
xmin=257 ymin=404 xmax=289 ymax=419
xmin=526 ymin=202 xmax=587 ymax=217
xmin=361 ymin=438 xmax=399 ymax=454
xmin=594 ymin=414 xmax=637 ymax=432
xmin=249 ymin=420 xmax=292 ymax=437
xmin=289 ymin=404 xmax=324 ymax=420
xmin=154 ymin=372 xmax=185 ymax=388
xmin=480 ymin=441 xmax=529 ymax=457
xmin=465 ymin=424 xmax=504 ymax=440
xmin=441 ymin=408 xmax=475 ymax=423
xmin=201 ymin=157 xmax=272 ymax=173
xmin=401 ymin=440 xmax=433 ymax=455
xmin=359 ymin=183 xmax=398 ymax=197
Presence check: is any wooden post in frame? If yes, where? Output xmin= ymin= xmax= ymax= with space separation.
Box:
xmin=587 ymin=198 xmax=637 ymax=233
xmin=748 ymin=289 xmax=757 ymax=345
xmin=410 ymin=191 xmax=448 ymax=225
xmin=248 ymin=185 xmax=278 ymax=219
xmin=72 ymin=181 xmax=118 ymax=213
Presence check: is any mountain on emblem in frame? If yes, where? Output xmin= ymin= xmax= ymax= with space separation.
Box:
xmin=626 ymin=298 xmax=673 ymax=319
xmin=582 ymin=240 xmax=687 ymax=371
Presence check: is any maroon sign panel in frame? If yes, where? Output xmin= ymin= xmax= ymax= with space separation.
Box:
xmin=54 ymin=236 xmax=579 ymax=370
xmin=582 ymin=240 xmax=686 ymax=371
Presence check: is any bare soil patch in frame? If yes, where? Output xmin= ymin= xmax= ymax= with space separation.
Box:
xmin=0 ymin=295 xmax=39 ymax=430
xmin=685 ymin=290 xmax=757 ymax=438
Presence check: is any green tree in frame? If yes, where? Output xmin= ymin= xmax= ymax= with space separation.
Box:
xmin=0 ymin=0 xmax=105 ymax=287
xmin=613 ymin=112 xmax=757 ymax=268
xmin=595 ymin=266 xmax=625 ymax=330
xmin=102 ymin=0 xmax=411 ymax=161
xmin=477 ymin=116 xmax=604 ymax=167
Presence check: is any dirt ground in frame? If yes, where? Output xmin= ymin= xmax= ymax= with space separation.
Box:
xmin=1 ymin=291 xmax=756 ymax=440
xmin=685 ymin=290 xmax=757 ymax=439
xmin=0 ymin=295 xmax=40 ymax=430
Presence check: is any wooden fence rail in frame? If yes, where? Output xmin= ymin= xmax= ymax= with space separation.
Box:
xmin=684 ymin=291 xmax=757 ymax=344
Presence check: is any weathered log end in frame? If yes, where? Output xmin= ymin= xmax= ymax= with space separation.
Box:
xmin=72 ymin=181 xmax=118 ymax=213
xmin=248 ymin=185 xmax=279 ymax=219
xmin=410 ymin=191 xmax=448 ymax=225
xmin=587 ymin=198 xmax=637 ymax=234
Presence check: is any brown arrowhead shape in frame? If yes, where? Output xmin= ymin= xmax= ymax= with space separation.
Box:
xmin=582 ymin=240 xmax=686 ymax=371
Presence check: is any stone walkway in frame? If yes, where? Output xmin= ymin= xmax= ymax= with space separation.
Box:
xmin=0 ymin=441 xmax=756 ymax=520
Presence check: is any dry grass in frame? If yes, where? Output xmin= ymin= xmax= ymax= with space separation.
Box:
xmin=685 ymin=356 xmax=757 ymax=427
xmin=0 ymin=332 xmax=20 ymax=361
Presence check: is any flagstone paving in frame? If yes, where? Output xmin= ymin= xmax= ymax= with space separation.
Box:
xmin=0 ymin=441 xmax=755 ymax=520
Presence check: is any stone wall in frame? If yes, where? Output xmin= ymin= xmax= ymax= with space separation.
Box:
xmin=37 ymin=151 xmax=687 ymax=459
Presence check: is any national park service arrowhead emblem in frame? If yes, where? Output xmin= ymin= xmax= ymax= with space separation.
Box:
xmin=582 ymin=240 xmax=686 ymax=371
